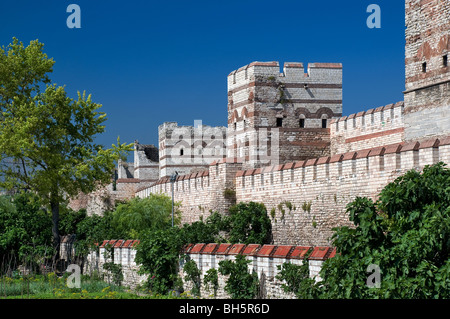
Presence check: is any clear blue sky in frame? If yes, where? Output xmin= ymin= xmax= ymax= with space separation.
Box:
xmin=0 ymin=0 xmax=405 ymax=157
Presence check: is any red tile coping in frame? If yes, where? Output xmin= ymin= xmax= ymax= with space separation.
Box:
xmin=316 ymin=156 xmax=331 ymax=165
xmin=374 ymin=105 xmax=385 ymax=113
xmin=256 ymin=245 xmax=277 ymax=257
xmin=242 ymin=244 xmax=261 ymax=256
xmin=383 ymin=103 xmax=395 ymax=110
xmin=304 ymin=158 xmax=318 ymax=167
xmin=368 ymin=146 xmax=385 ymax=157
xmin=282 ymin=162 xmax=295 ymax=170
xmin=244 ymin=169 xmax=256 ymax=176
xmin=182 ymin=243 xmax=195 ymax=254
xmin=272 ymin=245 xmax=294 ymax=259
xmin=284 ymin=62 xmax=304 ymax=68
xmin=342 ymin=151 xmax=357 ymax=161
xmin=228 ymin=244 xmax=246 ymax=255
xmin=131 ymin=240 xmax=140 ymax=248
xmin=114 ymin=239 xmax=125 ymax=248
xmin=328 ymin=248 xmax=337 ymax=259
xmin=100 ymin=239 xmax=139 ymax=248
xmin=439 ymin=136 xmax=450 ymax=146
xmin=293 ymin=161 xmax=305 ymax=169
xmin=355 ymin=148 xmax=371 ymax=159
xmin=308 ymin=63 xmax=342 ymax=69
xmin=262 ymin=165 xmax=275 ymax=174
xmin=384 ymin=143 xmax=403 ymax=155
xmin=215 ymin=243 xmax=232 ymax=255
xmin=253 ymin=168 xmax=262 ymax=175
xmin=248 ymin=61 xmax=279 ymax=68
xmin=190 ymin=243 xmax=206 ymax=254
xmin=400 ymin=141 xmax=420 ymax=152
xmin=309 ymin=247 xmax=331 ymax=261
xmin=418 ymin=138 xmax=440 ymax=149
xmin=329 ymin=154 xmax=343 ymax=163
xmin=201 ymin=243 xmax=219 ymax=254
xmin=99 ymin=240 xmax=109 ymax=248
xmin=236 ymin=170 xmax=245 ymax=177
xmin=290 ymin=246 xmax=313 ymax=259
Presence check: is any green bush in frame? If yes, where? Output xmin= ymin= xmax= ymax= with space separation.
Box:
xmin=218 ymin=254 xmax=259 ymax=299
xmin=281 ymin=163 xmax=450 ymax=299
xmin=183 ymin=258 xmax=201 ymax=297
xmin=226 ymin=202 xmax=272 ymax=245
xmin=0 ymin=192 xmax=53 ymax=266
xmin=135 ymin=227 xmax=184 ymax=295
xmin=111 ymin=194 xmax=181 ymax=239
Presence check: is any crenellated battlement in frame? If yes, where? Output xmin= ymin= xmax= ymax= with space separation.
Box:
xmin=228 ymin=61 xmax=343 ymax=90
xmin=330 ymin=101 xmax=405 ymax=155
xmin=227 ymin=61 xmax=342 ymax=168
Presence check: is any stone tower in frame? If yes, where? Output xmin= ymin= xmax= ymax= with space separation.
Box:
xmin=404 ymin=0 xmax=450 ymax=141
xmin=158 ymin=121 xmax=227 ymax=178
xmin=227 ymin=61 xmax=342 ymax=169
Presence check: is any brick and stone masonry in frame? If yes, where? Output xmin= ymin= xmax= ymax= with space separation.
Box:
xmin=403 ymin=0 xmax=450 ymax=141
xmin=227 ymin=61 xmax=342 ymax=170
xmin=137 ymin=137 xmax=450 ymax=246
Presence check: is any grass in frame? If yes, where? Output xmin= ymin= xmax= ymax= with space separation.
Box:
xmin=0 ymin=273 xmax=140 ymax=299
xmin=0 ymin=272 xmax=196 ymax=299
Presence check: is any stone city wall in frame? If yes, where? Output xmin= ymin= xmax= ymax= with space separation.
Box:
xmin=236 ymin=136 xmax=449 ymax=246
xmin=137 ymin=136 xmax=450 ymax=246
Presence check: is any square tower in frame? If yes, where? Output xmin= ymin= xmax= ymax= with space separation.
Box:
xmin=404 ymin=0 xmax=450 ymax=141
xmin=158 ymin=121 xmax=227 ymax=178
xmin=227 ymin=61 xmax=342 ymax=169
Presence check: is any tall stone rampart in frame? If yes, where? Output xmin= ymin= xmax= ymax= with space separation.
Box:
xmin=136 ymin=136 xmax=450 ymax=245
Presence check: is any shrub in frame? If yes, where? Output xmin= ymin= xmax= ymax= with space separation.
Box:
xmin=218 ymin=254 xmax=259 ymax=299
xmin=226 ymin=202 xmax=272 ymax=245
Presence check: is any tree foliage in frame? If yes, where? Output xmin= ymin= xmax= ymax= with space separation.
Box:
xmin=0 ymin=38 xmax=132 ymax=251
xmin=0 ymin=192 xmax=52 ymax=262
xmin=226 ymin=202 xmax=272 ymax=245
xmin=135 ymin=227 xmax=184 ymax=295
xmin=218 ymin=254 xmax=259 ymax=299
xmin=279 ymin=163 xmax=450 ymax=299
xmin=111 ymin=194 xmax=181 ymax=239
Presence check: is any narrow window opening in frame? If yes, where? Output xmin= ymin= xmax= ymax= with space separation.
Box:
xmin=322 ymin=119 xmax=327 ymax=128
xmin=234 ymin=122 xmax=237 ymax=130
xmin=422 ymin=62 xmax=427 ymax=73
xmin=299 ymin=118 xmax=305 ymax=128
xmin=444 ymin=55 xmax=448 ymax=67
xmin=276 ymin=118 xmax=283 ymax=127
xmin=180 ymin=149 xmax=184 ymax=156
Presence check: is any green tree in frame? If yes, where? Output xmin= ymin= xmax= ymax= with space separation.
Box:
xmin=135 ymin=227 xmax=184 ymax=295
xmin=218 ymin=254 xmax=259 ymax=299
xmin=0 ymin=38 xmax=132 ymax=254
xmin=0 ymin=192 xmax=53 ymax=266
xmin=226 ymin=202 xmax=272 ymax=245
xmin=286 ymin=163 xmax=450 ymax=299
xmin=179 ymin=211 xmax=228 ymax=244
xmin=111 ymin=194 xmax=181 ymax=239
